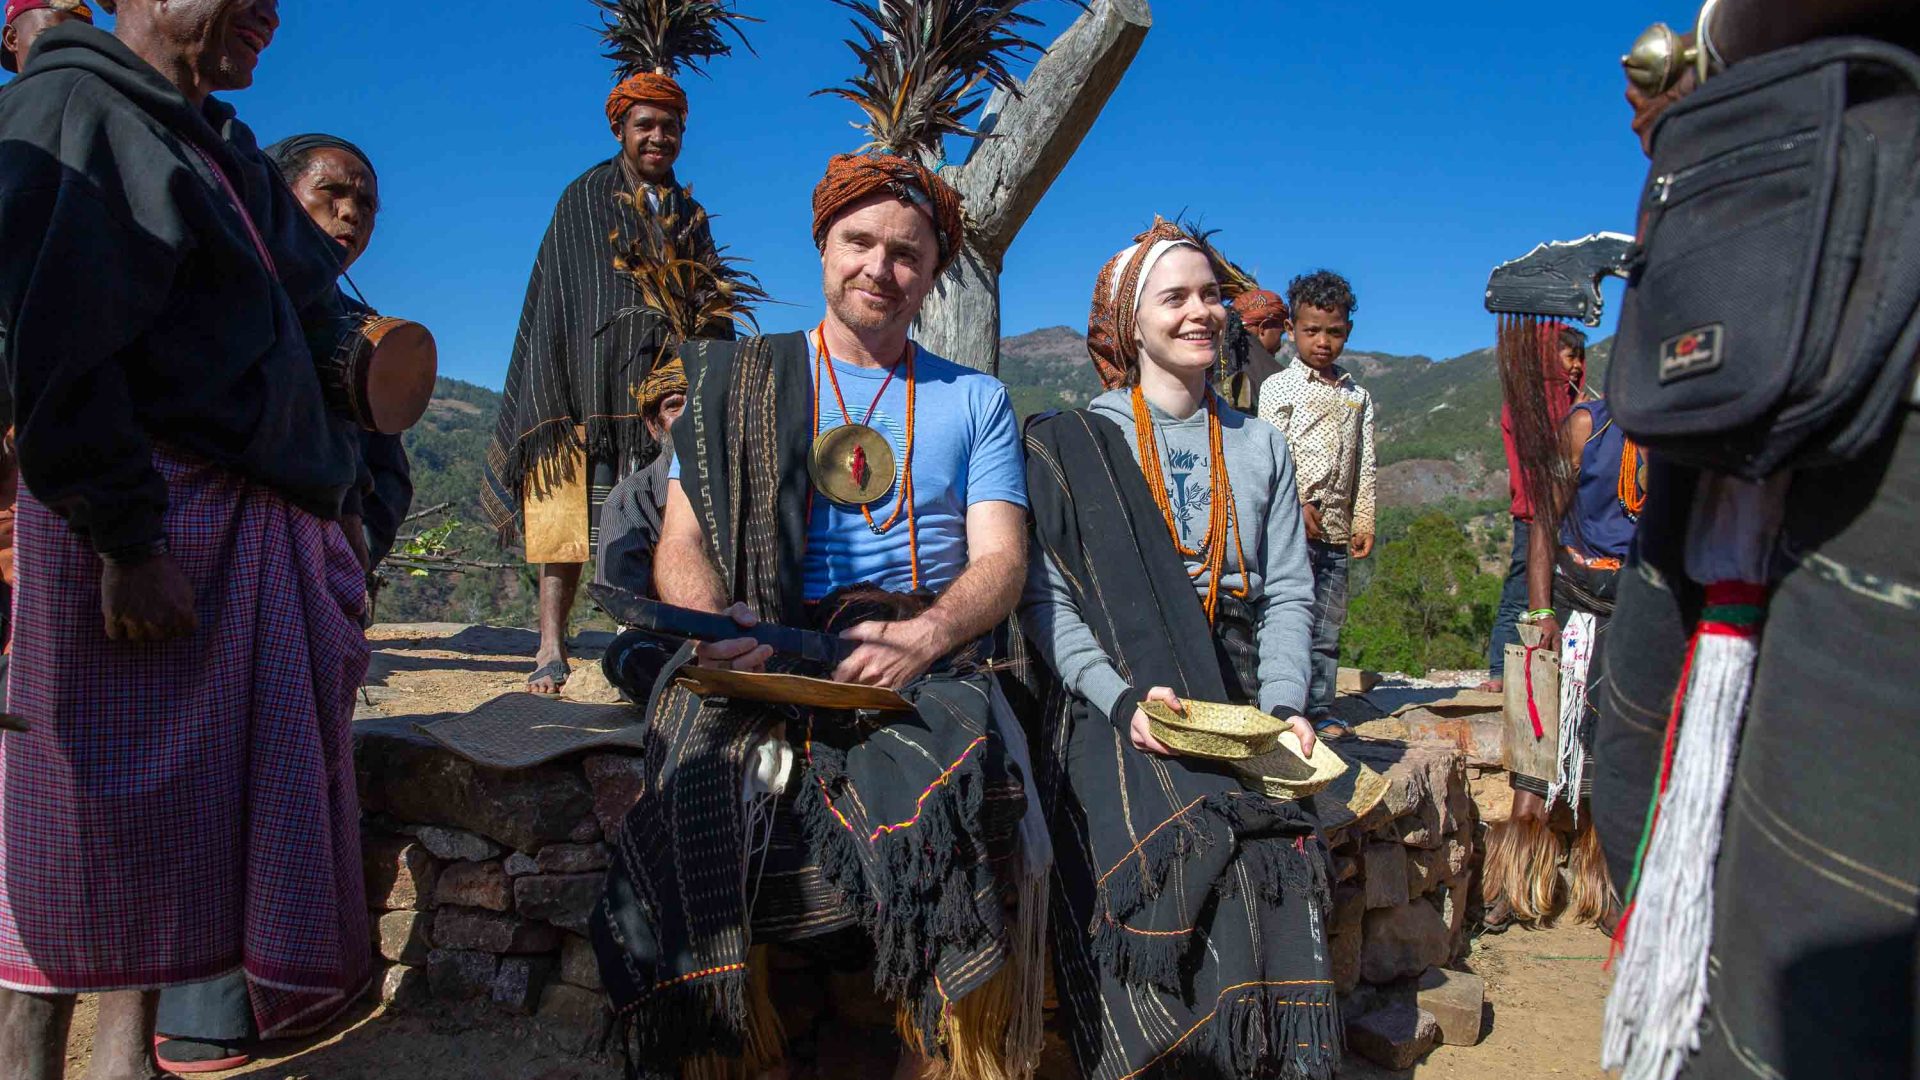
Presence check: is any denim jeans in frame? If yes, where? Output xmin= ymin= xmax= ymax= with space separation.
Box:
xmin=156 ymin=970 xmax=254 ymax=1043
xmin=1306 ymin=539 xmax=1350 ymax=719
xmin=1486 ymin=517 xmax=1532 ymax=679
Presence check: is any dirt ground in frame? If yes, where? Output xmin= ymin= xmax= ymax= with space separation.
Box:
xmin=57 ymin=920 xmax=1611 ymax=1079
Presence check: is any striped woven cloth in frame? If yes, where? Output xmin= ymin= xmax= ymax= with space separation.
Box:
xmin=0 ymin=449 xmax=371 ymax=1037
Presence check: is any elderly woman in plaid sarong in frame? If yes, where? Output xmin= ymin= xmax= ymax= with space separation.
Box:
xmin=0 ymin=2 xmax=371 ymax=1076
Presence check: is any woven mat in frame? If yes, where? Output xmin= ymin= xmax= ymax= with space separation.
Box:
xmin=418 ymin=692 xmax=645 ymax=770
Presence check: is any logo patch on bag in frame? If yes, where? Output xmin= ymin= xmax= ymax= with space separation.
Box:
xmin=1659 ymin=325 xmax=1724 ymax=383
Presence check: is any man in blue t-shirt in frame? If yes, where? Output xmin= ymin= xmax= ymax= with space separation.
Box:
xmin=656 ymin=188 xmax=1028 ymax=688
xmin=596 ymin=156 xmax=1040 ymax=1079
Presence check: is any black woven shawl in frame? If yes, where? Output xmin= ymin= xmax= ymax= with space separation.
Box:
xmin=482 ymin=159 xmax=720 ymax=540
xmin=1023 ymin=410 xmax=1339 ymax=1080
xmin=592 ymin=333 xmax=1024 ymax=1073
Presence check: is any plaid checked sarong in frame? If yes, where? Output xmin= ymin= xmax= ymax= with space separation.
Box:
xmin=0 ymin=449 xmax=371 ymax=1037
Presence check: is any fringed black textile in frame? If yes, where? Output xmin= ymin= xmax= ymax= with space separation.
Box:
xmin=591 ymin=332 xmax=1027 ymax=1071
xmin=1024 ymin=410 xmax=1340 ymax=1080
xmin=483 ymin=159 xmax=725 ymax=542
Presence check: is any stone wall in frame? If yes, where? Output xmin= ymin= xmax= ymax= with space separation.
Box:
xmin=1323 ymin=741 xmax=1489 ymax=1066
xmin=357 ymin=716 xmax=644 ymax=1055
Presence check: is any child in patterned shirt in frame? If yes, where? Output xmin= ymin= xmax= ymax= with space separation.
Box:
xmin=1257 ymin=270 xmax=1376 ymax=737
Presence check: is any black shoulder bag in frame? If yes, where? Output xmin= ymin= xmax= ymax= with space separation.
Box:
xmin=1608 ymin=37 xmax=1920 ymax=478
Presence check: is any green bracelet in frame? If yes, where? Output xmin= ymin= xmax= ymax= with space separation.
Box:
xmin=1524 ymin=608 xmax=1556 ymax=622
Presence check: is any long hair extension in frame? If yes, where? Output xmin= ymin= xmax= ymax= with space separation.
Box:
xmin=1497 ymin=314 xmax=1579 ymax=538
xmin=1565 ymin=811 xmax=1620 ymax=928
xmin=1482 ymin=814 xmax=1567 ymax=926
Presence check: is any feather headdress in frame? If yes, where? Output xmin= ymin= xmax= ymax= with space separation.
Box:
xmin=612 ymin=195 xmax=771 ymax=360
xmin=816 ymin=0 xmax=1075 ymax=159
xmin=596 ymin=0 xmax=759 ymax=79
xmin=1173 ymin=217 xmax=1262 ymax=301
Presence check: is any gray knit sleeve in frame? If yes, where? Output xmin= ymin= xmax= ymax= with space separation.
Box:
xmin=1253 ymin=430 xmax=1316 ymax=716
xmin=1018 ymin=540 xmax=1131 ymax=720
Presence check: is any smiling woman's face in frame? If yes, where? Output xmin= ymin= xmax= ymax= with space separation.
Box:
xmin=1133 ymin=246 xmax=1225 ymax=383
xmin=290 ymin=148 xmax=379 ymax=271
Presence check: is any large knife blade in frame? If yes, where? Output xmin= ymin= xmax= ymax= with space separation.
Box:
xmin=587 ymin=583 xmax=853 ymax=668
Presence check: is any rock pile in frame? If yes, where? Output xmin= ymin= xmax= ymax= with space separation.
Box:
xmin=1319 ymin=738 xmax=1488 ymax=1066
xmin=357 ymin=715 xmax=644 ymax=1055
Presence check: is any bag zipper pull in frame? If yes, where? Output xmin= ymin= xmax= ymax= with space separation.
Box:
xmin=1650 ymin=173 xmax=1674 ymax=205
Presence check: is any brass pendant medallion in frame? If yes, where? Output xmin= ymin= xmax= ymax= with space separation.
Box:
xmin=809 ymin=423 xmax=896 ymax=507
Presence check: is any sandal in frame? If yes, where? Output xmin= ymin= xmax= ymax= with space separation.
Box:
xmin=154 ymin=1035 xmax=252 ymax=1075
xmin=1477 ymin=896 xmax=1516 ymax=936
xmin=525 ymin=659 xmax=569 ymax=695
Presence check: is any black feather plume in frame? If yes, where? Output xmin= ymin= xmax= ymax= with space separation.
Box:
xmin=612 ymin=195 xmax=772 ymax=347
xmin=816 ymin=0 xmax=1083 ymax=158
xmin=1174 ymin=214 xmax=1262 ymax=300
xmin=596 ymin=0 xmax=760 ymax=79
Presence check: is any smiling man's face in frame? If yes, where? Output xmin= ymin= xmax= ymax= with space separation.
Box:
xmin=147 ymin=0 xmax=277 ymax=91
xmin=615 ymin=104 xmax=684 ymax=185
xmin=820 ymin=192 xmax=939 ymax=339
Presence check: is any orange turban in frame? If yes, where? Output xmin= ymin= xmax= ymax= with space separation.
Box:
xmin=1086 ymin=219 xmax=1197 ymax=390
xmin=1234 ymin=288 xmax=1288 ymax=328
xmin=810 ymin=153 xmax=966 ymax=276
xmin=606 ymin=72 xmax=688 ymax=128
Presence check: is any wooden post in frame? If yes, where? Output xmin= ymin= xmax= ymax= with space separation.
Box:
xmin=913 ymin=0 xmax=1153 ymax=373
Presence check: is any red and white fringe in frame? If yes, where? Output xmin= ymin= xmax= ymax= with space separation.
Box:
xmin=1603 ymin=475 xmax=1786 ymax=1080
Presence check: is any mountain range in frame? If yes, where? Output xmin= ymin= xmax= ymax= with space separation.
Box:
xmin=374 ymin=327 xmax=1610 ymax=623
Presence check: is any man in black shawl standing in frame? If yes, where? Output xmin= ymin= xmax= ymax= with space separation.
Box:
xmin=483 ymin=1 xmax=748 ymax=694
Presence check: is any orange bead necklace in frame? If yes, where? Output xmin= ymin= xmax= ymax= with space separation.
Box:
xmin=1618 ymin=437 xmax=1647 ymax=519
xmin=812 ymin=324 xmax=921 ymax=589
xmin=1131 ymin=384 xmax=1252 ymax=623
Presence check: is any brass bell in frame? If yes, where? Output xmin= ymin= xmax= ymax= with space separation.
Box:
xmin=1622 ymin=22 xmax=1698 ymax=95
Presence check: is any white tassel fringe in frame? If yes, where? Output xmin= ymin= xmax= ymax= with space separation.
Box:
xmin=1601 ymin=626 xmax=1758 ymax=1080
xmin=1549 ymin=610 xmax=1597 ymax=813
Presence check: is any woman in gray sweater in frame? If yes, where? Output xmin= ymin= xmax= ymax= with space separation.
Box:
xmin=1017 ymin=221 xmax=1334 ymax=1080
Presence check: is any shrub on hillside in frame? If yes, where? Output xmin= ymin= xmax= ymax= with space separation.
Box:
xmin=1342 ymin=511 xmax=1499 ymax=676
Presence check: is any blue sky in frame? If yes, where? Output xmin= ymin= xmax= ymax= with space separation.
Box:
xmin=9 ymin=0 xmax=1667 ymax=385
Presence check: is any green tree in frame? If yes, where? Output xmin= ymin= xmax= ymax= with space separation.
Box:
xmin=1342 ymin=511 xmax=1500 ymax=676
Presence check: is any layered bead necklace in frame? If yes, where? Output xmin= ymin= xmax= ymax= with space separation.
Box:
xmin=1618 ymin=437 xmax=1647 ymax=520
xmin=810 ymin=324 xmax=922 ymax=589
xmin=1130 ymin=383 xmax=1251 ymax=623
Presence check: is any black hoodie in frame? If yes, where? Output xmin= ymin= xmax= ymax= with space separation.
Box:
xmin=0 ymin=22 xmax=357 ymax=553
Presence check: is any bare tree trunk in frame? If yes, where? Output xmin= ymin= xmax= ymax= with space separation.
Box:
xmin=914 ymin=0 xmax=1153 ymax=372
